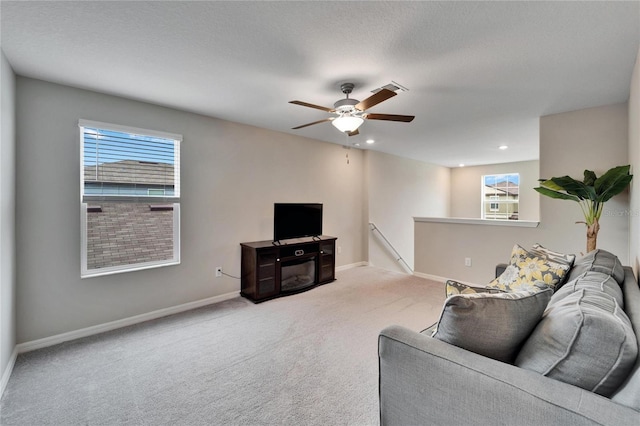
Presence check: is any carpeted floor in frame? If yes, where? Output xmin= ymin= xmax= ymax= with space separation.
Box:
xmin=0 ymin=266 xmax=445 ymax=425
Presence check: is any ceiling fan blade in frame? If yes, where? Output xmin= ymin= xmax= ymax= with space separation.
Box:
xmin=347 ymin=129 xmax=359 ymax=137
xmin=289 ymin=100 xmax=335 ymax=113
xmin=364 ymin=113 xmax=415 ymax=123
xmin=355 ymin=89 xmax=397 ymax=111
xmin=291 ymin=118 xmax=333 ymax=130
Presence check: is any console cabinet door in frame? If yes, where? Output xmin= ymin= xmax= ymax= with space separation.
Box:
xmin=318 ymin=241 xmax=335 ymax=283
xmin=256 ymin=249 xmax=280 ymax=299
xmin=241 ymin=245 xmax=280 ymax=302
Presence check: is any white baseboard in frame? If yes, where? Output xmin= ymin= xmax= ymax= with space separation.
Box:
xmin=14 ymin=263 xmax=370 ymax=355
xmin=336 ymin=261 xmax=368 ymax=272
xmin=413 ymin=271 xmax=447 ymax=282
xmin=413 ymin=272 xmax=450 ymax=283
xmin=1 ymin=346 xmax=18 ymax=398
xmin=16 ymin=291 xmax=240 ymax=354
xmin=14 ymin=264 xmax=369 ymax=354
xmin=413 ymin=271 xmax=481 ymax=287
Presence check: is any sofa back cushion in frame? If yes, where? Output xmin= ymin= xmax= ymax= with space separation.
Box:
xmin=433 ymin=288 xmax=552 ymax=363
xmin=515 ymin=287 xmax=638 ymax=397
xmin=554 ymin=271 xmax=624 ymax=308
xmin=567 ymin=249 xmax=625 ymax=285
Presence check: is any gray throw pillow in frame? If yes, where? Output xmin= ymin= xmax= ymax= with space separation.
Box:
xmin=515 ymin=288 xmax=638 ymax=396
xmin=530 ymin=243 xmax=576 ymax=267
xmin=433 ymin=288 xmax=552 ymax=363
xmin=567 ymin=249 xmax=624 ymax=285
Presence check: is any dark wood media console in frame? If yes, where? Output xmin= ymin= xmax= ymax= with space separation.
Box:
xmin=240 ymin=236 xmax=337 ymax=303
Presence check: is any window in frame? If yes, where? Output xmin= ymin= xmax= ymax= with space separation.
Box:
xmin=482 ymin=173 xmax=519 ymax=220
xmin=79 ymin=120 xmax=181 ymax=277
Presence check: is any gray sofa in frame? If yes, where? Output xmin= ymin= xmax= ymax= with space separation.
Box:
xmin=379 ymin=250 xmax=640 ymax=426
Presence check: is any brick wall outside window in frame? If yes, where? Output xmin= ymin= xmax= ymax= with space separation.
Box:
xmin=86 ymin=202 xmax=174 ymax=270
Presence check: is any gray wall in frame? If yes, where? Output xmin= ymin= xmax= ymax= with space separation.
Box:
xmin=365 ymin=150 xmax=449 ymax=272
xmin=0 ymin=51 xmax=16 ymax=387
xmin=539 ymin=103 xmax=630 ymax=257
xmin=416 ymin=102 xmax=630 ymax=283
xmin=15 ymin=77 xmax=368 ymax=343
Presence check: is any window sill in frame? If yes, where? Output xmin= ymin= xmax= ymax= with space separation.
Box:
xmin=413 ymin=217 xmax=539 ymax=228
xmin=81 ymin=259 xmax=180 ymax=279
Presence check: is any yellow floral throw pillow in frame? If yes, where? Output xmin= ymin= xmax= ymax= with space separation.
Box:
xmin=487 ymin=244 xmax=571 ymax=292
xmin=446 ymin=280 xmax=503 ymax=297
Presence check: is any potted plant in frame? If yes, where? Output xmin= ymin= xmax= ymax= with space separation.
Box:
xmin=534 ymin=165 xmax=633 ymax=253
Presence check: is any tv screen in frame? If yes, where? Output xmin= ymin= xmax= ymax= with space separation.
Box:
xmin=274 ymin=203 xmax=323 ymax=241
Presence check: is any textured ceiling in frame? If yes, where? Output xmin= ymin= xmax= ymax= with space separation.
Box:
xmin=1 ymin=1 xmax=639 ymax=167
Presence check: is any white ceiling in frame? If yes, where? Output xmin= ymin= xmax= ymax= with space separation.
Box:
xmin=1 ymin=1 xmax=639 ymax=167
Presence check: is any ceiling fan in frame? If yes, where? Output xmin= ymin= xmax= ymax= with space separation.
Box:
xmin=289 ymin=83 xmax=415 ymax=136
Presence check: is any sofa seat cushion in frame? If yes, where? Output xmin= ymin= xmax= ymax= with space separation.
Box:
xmin=488 ymin=244 xmax=571 ymax=292
xmin=567 ymin=249 xmax=625 ymax=285
xmin=433 ymin=288 xmax=552 ymax=363
xmin=515 ymin=288 xmax=638 ymax=397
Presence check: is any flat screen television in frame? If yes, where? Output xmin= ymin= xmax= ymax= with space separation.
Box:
xmin=274 ymin=203 xmax=323 ymax=242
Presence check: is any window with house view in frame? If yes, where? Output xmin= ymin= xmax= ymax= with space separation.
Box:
xmin=79 ymin=120 xmax=181 ymax=277
xmin=482 ymin=173 xmax=519 ymax=220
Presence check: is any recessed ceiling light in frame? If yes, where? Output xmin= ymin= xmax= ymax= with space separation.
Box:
xmin=459 ymin=163 xmax=465 ymax=167
xmin=499 ymin=145 xmax=508 ymax=150
xmin=366 ymin=139 xmax=375 ymax=144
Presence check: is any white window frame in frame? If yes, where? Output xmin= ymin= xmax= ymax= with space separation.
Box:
xmin=79 ymin=119 xmax=182 ymax=278
xmin=482 ymin=173 xmax=519 ymax=220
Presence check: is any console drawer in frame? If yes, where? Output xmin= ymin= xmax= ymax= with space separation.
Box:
xmin=279 ymin=243 xmax=318 ymax=259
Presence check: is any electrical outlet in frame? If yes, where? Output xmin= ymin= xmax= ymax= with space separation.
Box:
xmin=215 ymin=266 xmax=222 ymax=277
xmin=464 ymin=258 xmax=472 ymax=267
xmin=338 ymin=246 xmax=342 ymax=254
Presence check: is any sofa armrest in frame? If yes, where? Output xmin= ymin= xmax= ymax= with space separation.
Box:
xmin=379 ymin=325 xmax=639 ymax=426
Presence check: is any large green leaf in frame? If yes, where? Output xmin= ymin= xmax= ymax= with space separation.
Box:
xmin=594 ymin=165 xmax=630 ymax=193
xmin=595 ymin=165 xmax=632 ymax=201
xmin=537 ymin=179 xmax=563 ymax=191
xmin=599 ymin=174 xmax=633 ymax=202
xmin=534 ymin=186 xmax=581 ymax=202
xmin=583 ymin=170 xmax=597 ymax=186
xmin=549 ymin=176 xmax=591 ymax=199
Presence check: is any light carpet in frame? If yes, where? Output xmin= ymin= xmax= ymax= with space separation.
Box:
xmin=0 ymin=266 xmax=445 ymax=425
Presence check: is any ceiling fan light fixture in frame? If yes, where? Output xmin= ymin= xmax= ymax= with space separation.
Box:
xmin=332 ymin=115 xmax=364 ymax=133
xmin=290 ymin=82 xmax=414 ymax=135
